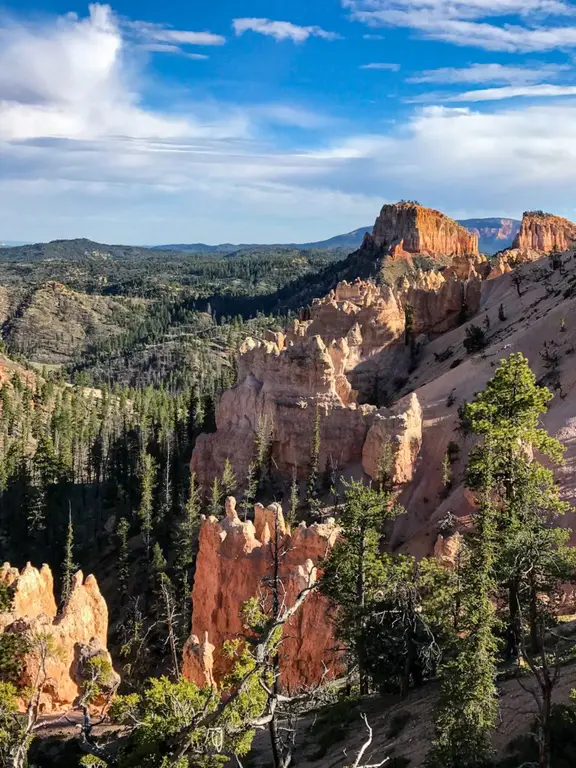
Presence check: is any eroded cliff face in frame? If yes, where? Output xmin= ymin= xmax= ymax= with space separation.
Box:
xmin=368 ymin=202 xmax=479 ymax=259
xmin=183 ymin=497 xmax=341 ymax=690
xmin=508 ymin=211 xmax=576 ymax=258
xmin=191 ymin=267 xmax=477 ymax=489
xmin=0 ymin=563 xmax=118 ymax=712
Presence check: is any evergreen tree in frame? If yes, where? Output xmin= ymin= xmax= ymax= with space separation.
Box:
xmin=287 ymin=466 xmax=299 ymax=525
xmin=61 ymin=507 xmax=77 ymax=604
xmin=138 ymin=450 xmax=156 ymax=558
xmin=208 ymin=476 xmax=223 ymax=518
xmin=221 ymin=457 xmax=237 ymax=497
xmin=306 ymin=406 xmax=321 ymax=519
xmin=320 ymin=478 xmax=403 ymax=694
xmin=116 ymin=517 xmax=130 ymax=598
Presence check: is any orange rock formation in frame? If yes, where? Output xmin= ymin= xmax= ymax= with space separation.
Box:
xmin=512 ymin=211 xmax=576 ymax=254
xmin=368 ymin=202 xmax=478 ymax=259
xmin=183 ymin=497 xmax=341 ymax=690
xmin=0 ymin=563 xmax=118 ymax=712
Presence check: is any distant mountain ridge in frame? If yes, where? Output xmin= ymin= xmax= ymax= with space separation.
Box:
xmin=153 ymin=227 xmax=373 ymax=254
xmin=1 ymin=219 xmax=521 ymax=262
xmin=155 ymin=219 xmax=521 ymax=256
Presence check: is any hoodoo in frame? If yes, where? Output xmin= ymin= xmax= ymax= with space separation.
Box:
xmin=0 ymin=563 xmax=118 ymax=713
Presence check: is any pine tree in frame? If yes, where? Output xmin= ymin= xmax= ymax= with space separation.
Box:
xmin=306 ymin=406 xmax=321 ymax=519
xmin=320 ymin=478 xmax=403 ymax=694
xmin=221 ymin=458 xmax=237 ymax=497
xmin=208 ymin=476 xmax=222 ymax=518
xmin=240 ymin=462 xmax=258 ymax=521
xmin=117 ymin=517 xmax=130 ymax=597
xmin=138 ymin=450 xmax=156 ymax=558
xmin=61 ymin=507 xmax=77 ymax=604
xmin=287 ymin=466 xmax=299 ymax=525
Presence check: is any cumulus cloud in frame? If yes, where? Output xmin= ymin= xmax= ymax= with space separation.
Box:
xmin=343 ymin=0 xmax=576 ymax=51
xmin=361 ymin=62 xmax=400 ymax=70
xmin=5 ymin=3 xmax=576 ymax=243
xmin=0 ymin=5 xmax=239 ymax=142
xmin=232 ymin=18 xmax=340 ymax=42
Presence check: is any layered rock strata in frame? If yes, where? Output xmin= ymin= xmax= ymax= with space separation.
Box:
xmin=0 ymin=563 xmax=118 ymax=713
xmin=183 ymin=497 xmax=341 ymax=690
xmin=367 ymin=202 xmax=479 ymax=259
xmin=512 ymin=211 xmax=576 ymax=254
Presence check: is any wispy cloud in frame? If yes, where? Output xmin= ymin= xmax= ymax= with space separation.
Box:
xmin=440 ymin=84 xmax=576 ymax=101
xmin=232 ymin=18 xmax=340 ymax=43
xmin=141 ymin=43 xmax=209 ymax=59
xmin=408 ymin=62 xmax=570 ymax=84
xmin=361 ymin=62 xmax=400 ymax=70
xmin=127 ymin=21 xmax=225 ymax=46
xmin=343 ymin=0 xmax=576 ymax=52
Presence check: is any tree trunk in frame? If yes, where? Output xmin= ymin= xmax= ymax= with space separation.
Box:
xmin=539 ymin=686 xmax=552 ymax=768
xmin=506 ymin=580 xmax=521 ymax=662
xmin=357 ymin=530 xmax=369 ymax=696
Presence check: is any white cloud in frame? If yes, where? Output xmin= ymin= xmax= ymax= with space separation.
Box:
xmin=361 ymin=62 xmax=400 ymax=70
xmin=0 ymin=4 xmax=241 ymax=142
xmin=363 ymin=33 xmax=385 ymax=39
xmin=126 ymin=20 xmax=225 ymax=46
xmin=344 ymin=0 xmax=576 ymax=51
xmin=5 ymin=3 xmax=576 ymax=243
xmin=440 ymin=84 xmax=576 ymax=101
xmin=141 ymin=43 xmax=208 ymax=59
xmin=408 ymin=62 xmax=569 ymax=84
xmin=232 ymin=18 xmax=339 ymax=43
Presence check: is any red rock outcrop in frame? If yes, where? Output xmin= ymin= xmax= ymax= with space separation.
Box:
xmin=368 ymin=202 xmax=478 ymax=259
xmin=511 ymin=211 xmax=576 ymax=254
xmin=0 ymin=564 xmax=118 ymax=712
xmin=183 ymin=497 xmax=341 ymax=690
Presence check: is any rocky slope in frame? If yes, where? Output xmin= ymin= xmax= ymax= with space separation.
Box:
xmin=191 ymin=204 xmax=487 ymax=490
xmin=0 ymin=282 xmax=144 ymax=363
xmin=0 ymin=564 xmax=118 ymax=712
xmin=187 ymin=202 xmax=576 ymax=693
xmin=503 ymin=210 xmax=576 ymax=262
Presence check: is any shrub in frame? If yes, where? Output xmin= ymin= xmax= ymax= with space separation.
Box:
xmin=463 ymin=325 xmax=487 ymax=354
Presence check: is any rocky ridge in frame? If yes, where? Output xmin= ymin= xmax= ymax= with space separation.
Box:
xmin=0 ymin=563 xmax=118 ymax=713
xmin=191 ymin=204 xmax=488 ymax=490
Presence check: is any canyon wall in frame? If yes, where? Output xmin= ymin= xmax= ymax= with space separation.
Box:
xmin=183 ymin=497 xmax=342 ymax=690
xmin=191 ymin=268 xmax=480 ymax=489
xmin=0 ymin=563 xmax=118 ymax=713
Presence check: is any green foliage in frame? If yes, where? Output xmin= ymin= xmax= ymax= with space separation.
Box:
xmin=306 ymin=407 xmax=322 ymax=517
xmin=321 ymin=478 xmax=404 ymax=692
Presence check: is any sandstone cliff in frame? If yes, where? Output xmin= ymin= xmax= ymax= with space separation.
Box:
xmin=505 ymin=211 xmax=576 ymax=260
xmin=0 ymin=563 xmax=118 ymax=712
xmin=183 ymin=498 xmax=341 ymax=690
xmin=368 ymin=202 xmax=478 ymax=259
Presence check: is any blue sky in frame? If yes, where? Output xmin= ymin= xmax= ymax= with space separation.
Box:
xmin=2 ymin=0 xmax=576 ymax=244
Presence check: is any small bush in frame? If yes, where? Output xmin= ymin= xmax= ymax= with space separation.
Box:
xmin=463 ymin=324 xmax=487 ymax=354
